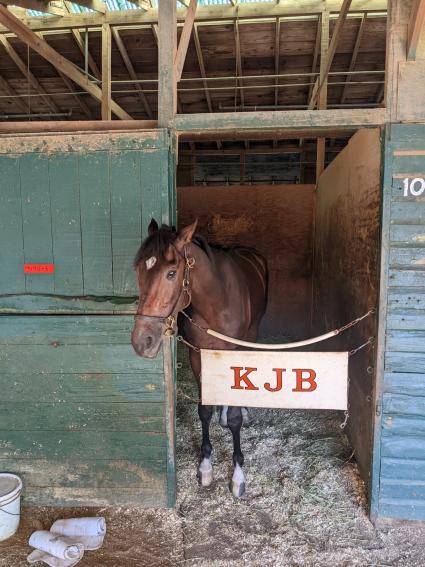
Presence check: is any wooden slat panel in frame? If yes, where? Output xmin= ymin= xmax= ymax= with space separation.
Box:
xmin=0 ymin=344 xmax=163 ymax=374
xmin=389 ymin=247 xmax=425 ymax=268
xmin=79 ymin=151 xmax=113 ymax=295
xmin=141 ymin=148 xmax=165 ymax=237
xmin=384 ymin=373 xmax=425 ymax=397
xmin=390 ymin=202 xmax=425 ymax=224
xmin=0 ymin=431 xmax=166 ymax=460
xmin=388 ymin=268 xmax=425 ymax=287
xmin=110 ymin=150 xmax=141 ymax=296
xmin=0 ymin=372 xmax=164 ymax=403
xmin=385 ymin=351 xmax=425 ymax=373
xmin=387 ymin=291 xmax=425 ymax=311
xmin=0 ymin=296 xmax=137 ymax=314
xmin=381 ymin=457 xmax=425 ymax=480
xmin=383 ymin=414 xmax=425 ymax=438
xmin=382 ymin=435 xmax=425 ymax=459
xmin=0 ymin=402 xmax=164 ymax=432
xmin=393 ymin=153 xmax=425 ymax=174
xmin=0 ymin=156 xmax=25 ymax=294
xmin=49 ymin=154 xmax=84 ymax=294
xmin=20 ymin=153 xmax=54 ymax=294
xmin=387 ymin=311 xmax=425 ymax=330
xmin=23 ymin=487 xmax=168 ymax=507
xmin=390 ymin=224 xmax=425 ymax=246
xmin=379 ymin=499 xmax=425 ymax=521
xmin=380 ymin=479 xmax=425 ymax=501
xmin=0 ymin=459 xmax=166 ymax=489
xmin=386 ymin=329 xmax=425 ymax=352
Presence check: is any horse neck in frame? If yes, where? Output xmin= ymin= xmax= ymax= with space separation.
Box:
xmin=188 ymin=243 xmax=227 ymax=321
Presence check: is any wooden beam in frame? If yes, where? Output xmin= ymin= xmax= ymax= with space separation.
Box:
xmin=158 ymin=0 xmax=177 ymax=127
xmin=235 ymin=19 xmax=248 ymax=149
xmin=0 ymin=2 xmax=387 ymax=33
xmin=307 ymin=15 xmax=321 ymax=106
xmin=0 ymin=0 xmax=64 ymax=16
xmin=309 ymin=0 xmax=352 ymax=110
xmin=172 ymin=108 xmax=387 ymax=134
xmin=316 ymin=137 xmax=325 ymax=181
xmin=101 ymin=22 xmax=111 ymax=121
xmin=407 ymin=0 xmax=425 ymax=61
xmin=0 ymin=5 xmax=132 ymax=120
xmin=174 ymin=0 xmax=197 ymax=82
xmin=71 ymin=0 xmax=106 ymax=13
xmin=340 ymin=12 xmax=366 ymax=104
xmin=274 ymin=16 xmax=280 ymax=107
xmin=0 ymin=34 xmax=59 ymax=113
xmin=112 ymin=27 xmax=153 ymax=119
xmin=126 ymin=0 xmax=151 ymax=11
xmin=316 ymin=10 xmax=329 ymax=182
xmin=193 ymin=24 xmax=213 ymax=113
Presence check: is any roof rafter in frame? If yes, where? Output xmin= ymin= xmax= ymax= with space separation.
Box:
xmin=340 ymin=12 xmax=366 ymax=104
xmin=0 ymin=72 xmax=29 ymax=113
xmin=174 ymin=0 xmax=197 ymax=81
xmin=1 ymin=0 xmax=64 ymax=16
xmin=71 ymin=0 xmax=107 ymax=13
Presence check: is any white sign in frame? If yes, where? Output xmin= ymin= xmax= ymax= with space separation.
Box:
xmin=201 ymin=350 xmax=348 ymax=410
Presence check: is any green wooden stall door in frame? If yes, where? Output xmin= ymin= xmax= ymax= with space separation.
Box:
xmin=0 ymin=130 xmax=177 ymax=507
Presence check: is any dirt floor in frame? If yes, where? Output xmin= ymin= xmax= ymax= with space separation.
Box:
xmin=1 ymin=347 xmax=425 ymax=566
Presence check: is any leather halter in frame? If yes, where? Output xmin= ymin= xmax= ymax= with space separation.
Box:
xmin=133 ymin=246 xmax=195 ymax=336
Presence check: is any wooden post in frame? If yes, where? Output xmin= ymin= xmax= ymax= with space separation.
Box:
xmin=316 ymin=11 xmax=329 ymax=183
xmin=407 ymin=0 xmax=425 ymax=61
xmin=158 ymin=0 xmax=177 ymax=127
xmin=101 ymin=23 xmax=111 ymax=121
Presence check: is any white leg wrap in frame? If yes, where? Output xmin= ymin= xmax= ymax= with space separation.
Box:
xmin=198 ymin=458 xmax=213 ymax=487
xmin=241 ymin=407 xmax=250 ymax=427
xmin=219 ymin=406 xmax=228 ymax=427
xmin=230 ymin=463 xmax=246 ymax=498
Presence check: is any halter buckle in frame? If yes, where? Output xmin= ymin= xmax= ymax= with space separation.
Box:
xmin=164 ymin=315 xmax=177 ymax=336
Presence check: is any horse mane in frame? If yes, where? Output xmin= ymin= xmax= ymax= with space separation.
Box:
xmin=134 ymin=224 xmax=177 ymax=268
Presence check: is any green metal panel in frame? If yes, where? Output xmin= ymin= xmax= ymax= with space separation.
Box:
xmin=0 ymin=130 xmax=177 ymax=507
xmin=371 ymin=124 xmax=425 ymax=522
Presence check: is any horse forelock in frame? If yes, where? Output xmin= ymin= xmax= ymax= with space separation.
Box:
xmin=134 ymin=225 xmax=177 ymax=269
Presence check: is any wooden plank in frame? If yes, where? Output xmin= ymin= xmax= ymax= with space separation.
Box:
xmin=340 ymin=12 xmax=366 ymax=104
xmin=64 ymin=3 xmax=101 ymax=81
xmin=379 ymin=499 xmax=425 ymax=521
xmin=110 ymin=151 xmax=142 ymax=296
xmin=386 ymin=330 xmax=425 ymax=353
xmin=0 ymin=431 xmax=166 ymax=460
xmin=0 ymin=296 xmax=137 ymax=314
xmin=0 ymin=372 xmax=164 ymax=403
xmin=390 ymin=225 xmax=425 ymax=246
xmin=382 ymin=435 xmax=425 ymax=459
xmin=0 ymin=0 xmax=64 ymax=16
xmin=175 ymin=0 xmax=197 ymax=81
xmin=381 ymin=479 xmax=425 ymax=500
xmin=72 ymin=0 xmax=106 ymax=13
xmin=392 ymin=153 xmax=425 ymax=174
xmin=20 ymin=153 xmax=54 ymax=294
xmin=385 ymin=351 xmax=425 ymax=373
xmin=140 ymin=148 xmax=166 ymax=238
xmin=78 ymin=151 xmax=113 ymax=295
xmin=407 ymin=0 xmax=425 ymax=61
xmin=0 ymin=402 xmax=164 ymax=432
xmin=172 ymin=108 xmax=387 ymax=134
xmin=0 ymin=344 xmax=163 ymax=373
xmin=0 ymin=2 xmax=387 ymax=33
xmin=0 ymin=459 xmax=166 ymax=489
xmin=193 ymin=24 xmax=213 ymax=113
xmin=381 ymin=457 xmax=425 ymax=481
xmin=0 ymin=156 xmax=25 ymax=294
xmin=389 ymin=247 xmax=425 ymax=268
xmin=387 ymin=290 xmax=425 ymax=311
xmin=388 ymin=268 xmax=425 ymax=288
xmin=49 ymin=154 xmax=84 ymax=295
xmin=384 ymin=372 xmax=425 ymax=398
xmin=308 ymin=0 xmax=352 ymax=110
xmin=0 ymin=74 xmax=28 ymax=114
xmin=383 ymin=394 xmax=425 ymax=417
xmin=0 ymin=5 xmax=131 ymax=120
xmin=22 ymin=487 xmax=167 ymax=507
xmin=101 ymin=23 xmax=111 ymax=121
xmin=158 ymin=0 xmax=177 ymax=127
xmin=387 ymin=312 xmax=425 ymax=330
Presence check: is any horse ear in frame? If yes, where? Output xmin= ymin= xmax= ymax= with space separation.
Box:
xmin=175 ymin=219 xmax=198 ymax=251
xmin=148 ymin=219 xmax=159 ymax=235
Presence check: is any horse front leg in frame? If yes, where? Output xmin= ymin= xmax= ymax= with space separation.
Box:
xmin=197 ymin=403 xmax=214 ymax=487
xmin=227 ymin=406 xmax=246 ymax=498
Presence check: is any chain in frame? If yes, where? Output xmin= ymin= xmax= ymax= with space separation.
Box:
xmin=349 ymin=336 xmax=375 ymax=357
xmin=337 ymin=308 xmax=376 ymax=335
xmin=340 ymin=410 xmax=349 ymax=430
xmin=177 ymin=334 xmax=200 ymax=352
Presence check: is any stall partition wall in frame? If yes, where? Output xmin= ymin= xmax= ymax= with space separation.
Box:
xmin=371 ymin=124 xmax=425 ymax=522
xmin=313 ymin=128 xmax=382 ymax=490
xmin=0 ymin=130 xmax=177 ymax=507
xmin=178 ymin=184 xmax=315 ymax=338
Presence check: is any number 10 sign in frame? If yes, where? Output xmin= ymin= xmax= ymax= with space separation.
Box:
xmin=201 ymin=350 xmax=348 ymax=411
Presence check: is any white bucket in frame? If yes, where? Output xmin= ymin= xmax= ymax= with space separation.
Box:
xmin=0 ymin=473 xmax=22 ymax=541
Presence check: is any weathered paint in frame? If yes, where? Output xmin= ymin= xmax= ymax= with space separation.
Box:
xmin=0 ymin=130 xmax=177 ymax=507
xmin=371 ymin=124 xmax=425 ymax=522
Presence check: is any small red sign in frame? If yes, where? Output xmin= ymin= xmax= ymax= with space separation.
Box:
xmin=24 ymin=263 xmax=55 ymax=274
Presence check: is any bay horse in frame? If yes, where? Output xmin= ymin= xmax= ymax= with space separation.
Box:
xmin=131 ymin=219 xmax=268 ymax=497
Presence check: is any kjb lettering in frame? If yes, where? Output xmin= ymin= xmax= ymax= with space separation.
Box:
xmin=230 ymin=366 xmax=317 ymax=393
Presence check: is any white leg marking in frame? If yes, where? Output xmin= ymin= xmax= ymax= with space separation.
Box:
xmin=198 ymin=458 xmax=213 ymax=487
xmin=230 ymin=463 xmax=246 ymax=498
xmin=219 ymin=406 xmax=228 ymax=427
xmin=241 ymin=407 xmax=249 ymax=427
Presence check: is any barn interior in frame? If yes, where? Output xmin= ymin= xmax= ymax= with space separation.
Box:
xmin=0 ymin=1 xmax=387 ymax=500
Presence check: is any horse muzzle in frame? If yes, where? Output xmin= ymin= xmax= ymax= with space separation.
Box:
xmin=131 ymin=321 xmax=163 ymax=359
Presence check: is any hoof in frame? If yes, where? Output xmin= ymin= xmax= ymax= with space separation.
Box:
xmin=219 ymin=406 xmax=228 ymax=428
xmin=197 ymin=458 xmax=213 ymax=487
xmin=229 ymin=479 xmax=246 ymax=498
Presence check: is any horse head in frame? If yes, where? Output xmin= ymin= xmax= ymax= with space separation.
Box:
xmin=132 ymin=218 xmax=198 ymax=358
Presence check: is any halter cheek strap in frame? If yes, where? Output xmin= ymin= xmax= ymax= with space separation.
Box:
xmin=134 ymin=246 xmax=196 ymax=336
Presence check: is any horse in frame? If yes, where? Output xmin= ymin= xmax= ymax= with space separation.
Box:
xmin=131 ymin=219 xmax=268 ymax=497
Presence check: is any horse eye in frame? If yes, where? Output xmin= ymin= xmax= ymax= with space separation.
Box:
xmin=167 ymin=270 xmax=176 ymax=280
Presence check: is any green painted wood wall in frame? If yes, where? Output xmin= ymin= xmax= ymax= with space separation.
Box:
xmin=0 ymin=130 xmax=177 ymax=507
xmin=372 ymin=124 xmax=425 ymax=522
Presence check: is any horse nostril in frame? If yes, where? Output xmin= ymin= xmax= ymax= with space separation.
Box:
xmin=146 ymin=336 xmax=153 ymax=349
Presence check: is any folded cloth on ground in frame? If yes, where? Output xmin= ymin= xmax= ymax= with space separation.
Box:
xmin=50 ymin=517 xmax=107 ymax=551
xmin=27 ymin=531 xmax=84 ymax=567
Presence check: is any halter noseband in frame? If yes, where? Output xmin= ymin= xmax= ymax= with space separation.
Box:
xmin=133 ymin=246 xmax=196 ymax=336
